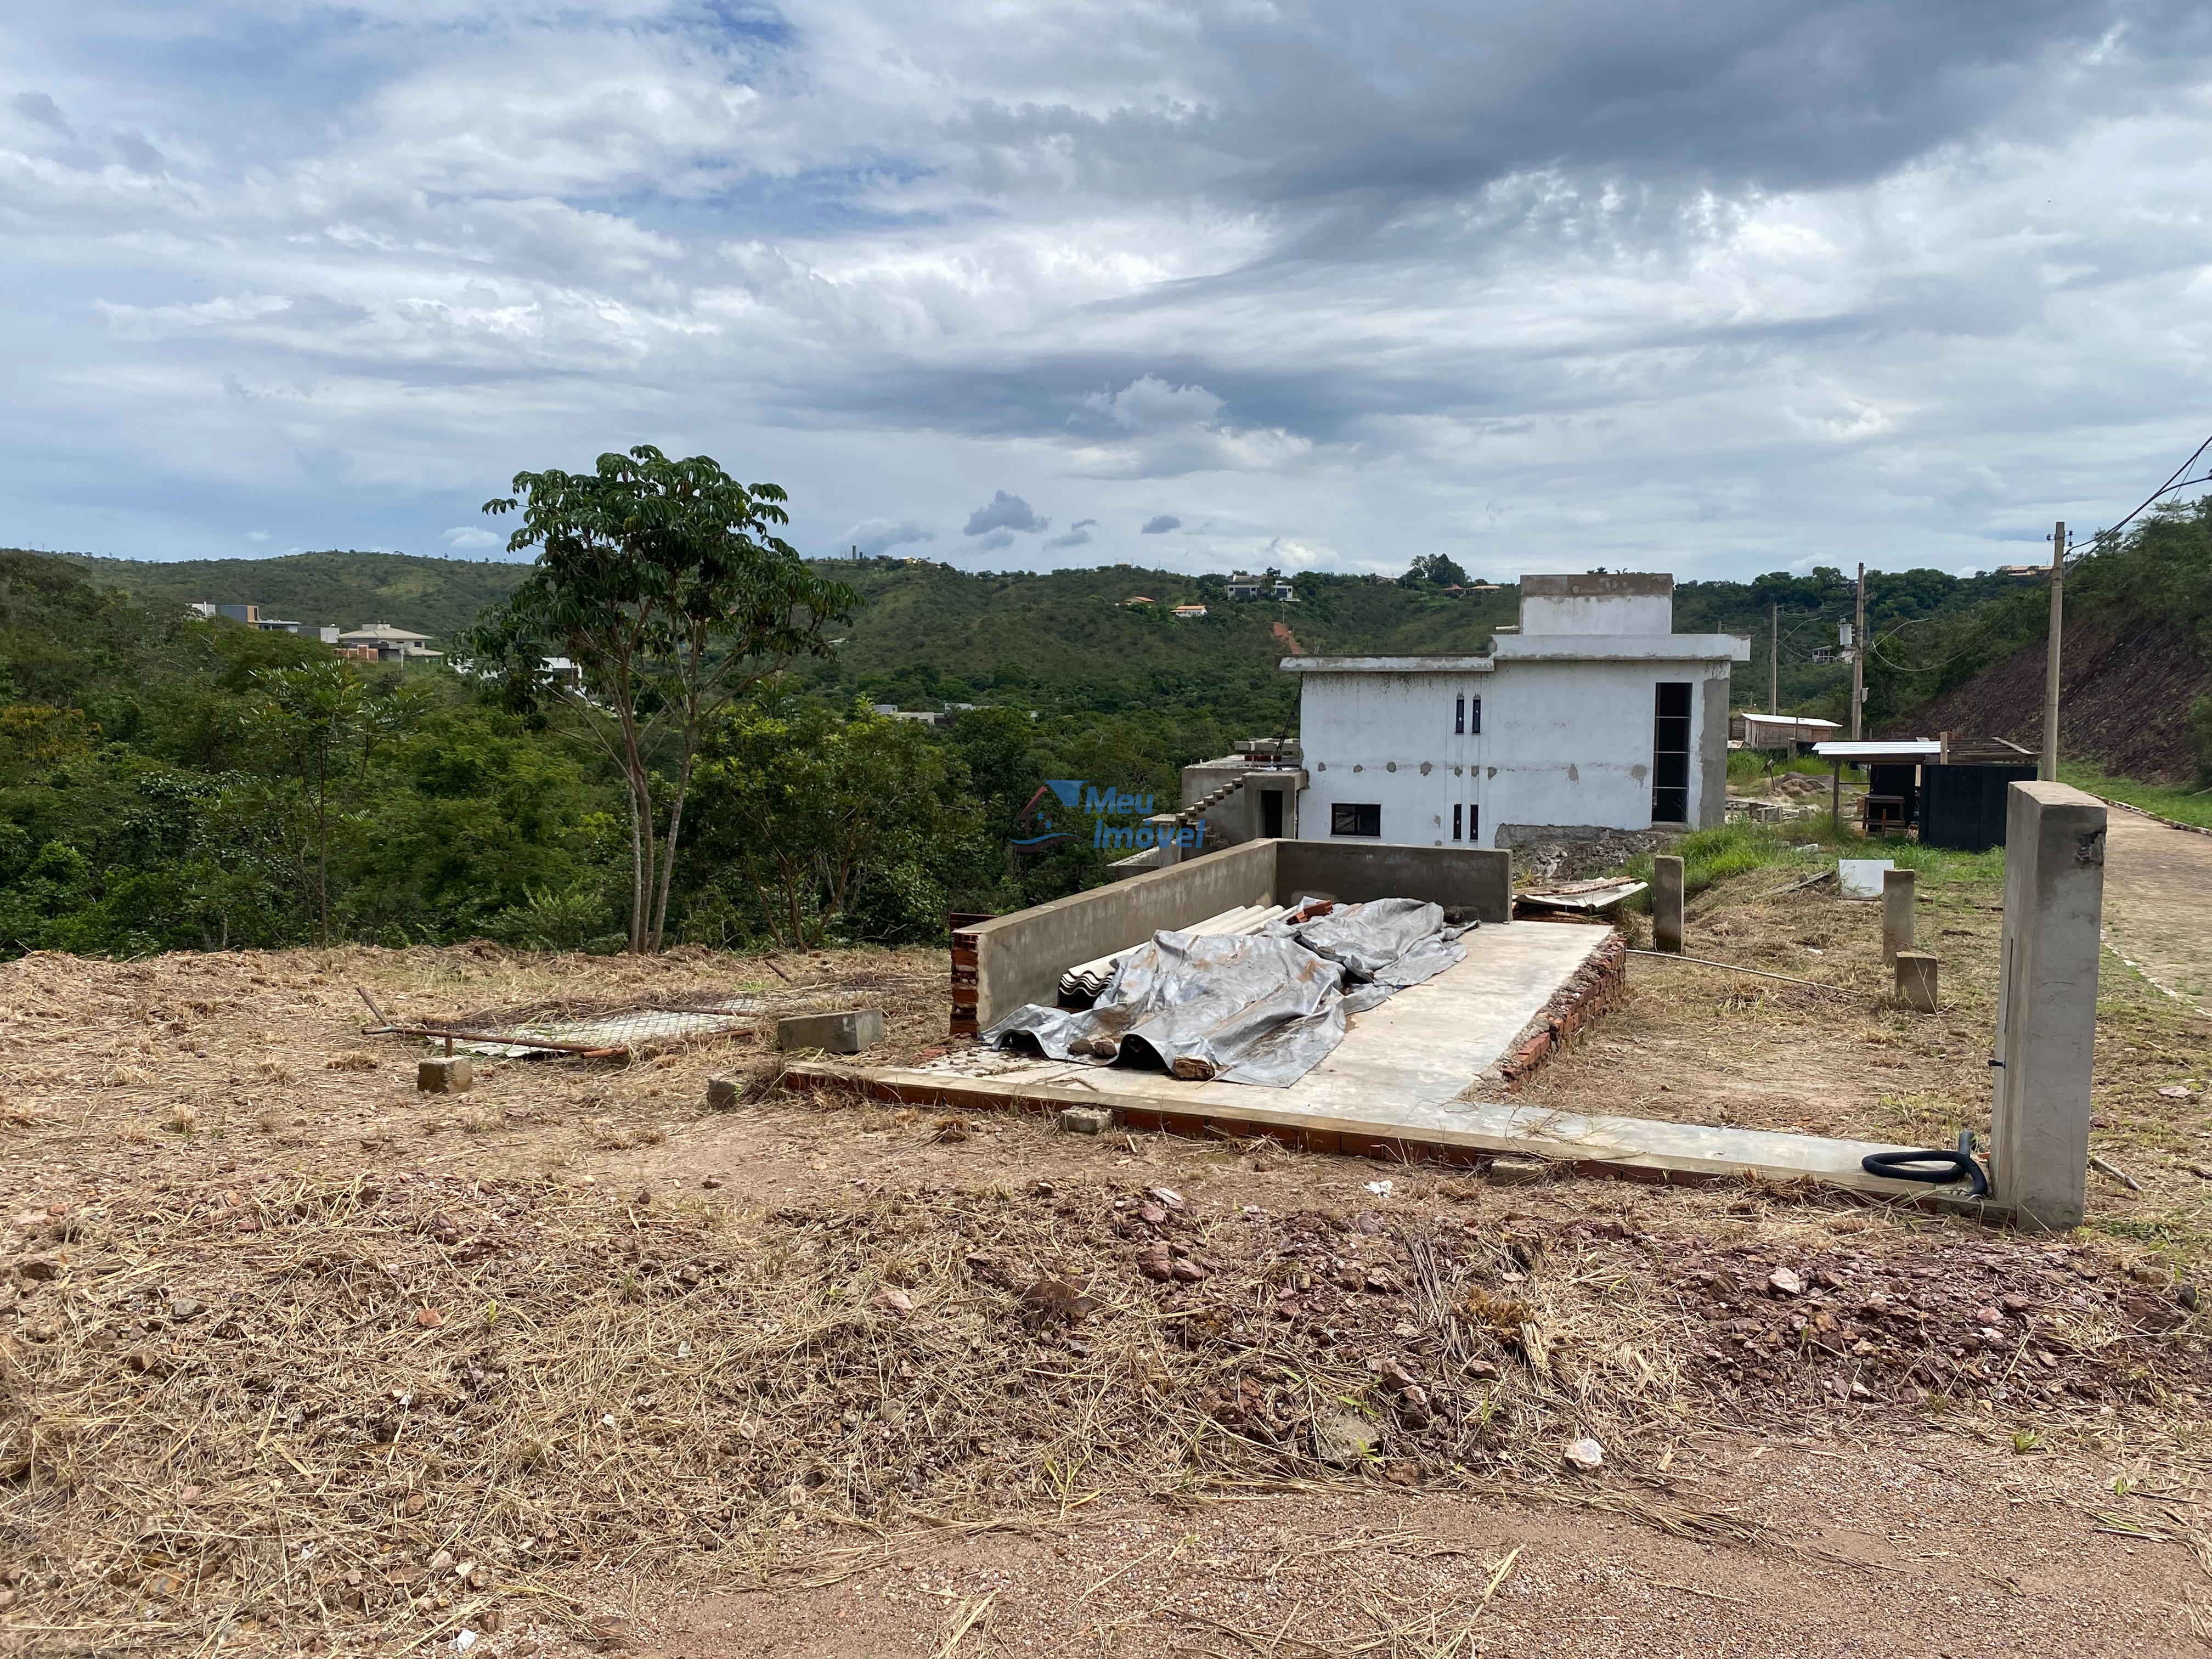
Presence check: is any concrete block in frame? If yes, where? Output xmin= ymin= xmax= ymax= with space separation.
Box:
xmin=705 ymin=1074 xmax=742 ymax=1110
xmin=1881 ymin=867 xmax=1916 ymax=961
xmin=776 ymin=1008 xmax=885 ymax=1054
xmin=1058 ymin=1105 xmax=1114 ymax=1135
xmin=1990 ymin=782 xmax=2107 ymax=1231
xmin=1651 ymin=855 xmax=1684 ymax=954
xmin=417 ymin=1056 xmax=472 ymax=1093
xmin=1893 ymin=951 xmax=1939 ymax=1013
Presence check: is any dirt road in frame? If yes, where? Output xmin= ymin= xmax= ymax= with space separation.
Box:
xmin=2102 ymin=805 xmax=2212 ymax=1015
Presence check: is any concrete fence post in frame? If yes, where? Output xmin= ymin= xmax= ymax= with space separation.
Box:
xmin=1881 ymin=867 xmax=1916 ymax=962
xmin=1652 ymin=855 xmax=1684 ymax=954
xmin=1989 ymin=782 xmax=2107 ymax=1230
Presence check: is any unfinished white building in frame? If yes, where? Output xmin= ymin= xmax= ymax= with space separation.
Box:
xmin=1284 ymin=573 xmax=1748 ymax=848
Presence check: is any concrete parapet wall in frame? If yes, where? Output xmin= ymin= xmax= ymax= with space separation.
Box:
xmin=1275 ymin=840 xmax=1510 ymax=921
xmin=965 ymin=838 xmax=1513 ymax=1030
xmin=968 ymin=840 xmax=1276 ymax=1030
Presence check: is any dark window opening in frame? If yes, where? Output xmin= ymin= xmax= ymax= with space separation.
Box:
xmin=1469 ymin=696 xmax=1482 ymax=735
xmin=1454 ymin=694 xmax=1465 ymax=735
xmin=1468 ymin=804 xmax=1479 ymax=843
xmin=1261 ymin=788 xmax=1284 ymax=839
xmin=1331 ymin=802 xmax=1381 ymax=838
xmin=1452 ymin=803 xmax=1463 ymax=842
xmin=1652 ymin=681 xmax=1691 ymax=823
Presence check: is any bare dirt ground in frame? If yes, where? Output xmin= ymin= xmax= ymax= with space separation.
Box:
xmin=3 ymin=851 xmax=2210 ymax=1657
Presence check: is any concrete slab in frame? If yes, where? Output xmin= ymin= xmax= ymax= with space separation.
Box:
xmin=932 ymin=920 xmax=1609 ymax=1122
xmin=787 ymin=920 xmax=1992 ymax=1209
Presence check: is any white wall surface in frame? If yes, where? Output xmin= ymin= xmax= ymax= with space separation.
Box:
xmin=1519 ymin=591 xmax=1674 ymax=635
xmin=1296 ymin=659 xmax=1732 ymax=846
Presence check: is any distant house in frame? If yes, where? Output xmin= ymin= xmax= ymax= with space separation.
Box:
xmin=337 ymin=622 xmax=441 ymax=662
xmin=1731 ymin=711 xmax=1841 ymax=752
xmin=198 ymin=602 xmax=340 ymax=644
xmin=1226 ymin=572 xmax=1295 ymax=602
xmin=1994 ymin=565 xmax=2046 ymax=580
xmin=1171 ymin=603 xmax=1208 ymax=619
xmin=1124 ymin=595 xmax=1156 ymax=606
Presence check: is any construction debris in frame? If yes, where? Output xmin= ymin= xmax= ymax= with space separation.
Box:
xmin=416 ymin=1056 xmax=472 ymax=1093
xmin=991 ymin=899 xmax=1475 ymax=1088
xmin=363 ymin=991 xmax=761 ymax=1060
xmin=776 ymin=1008 xmax=887 ymax=1053
xmin=1513 ymin=877 xmax=1646 ymax=918
xmin=1058 ymin=904 xmax=1293 ymax=1002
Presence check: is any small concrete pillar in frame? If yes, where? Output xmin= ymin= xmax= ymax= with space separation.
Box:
xmin=1144 ymin=814 xmax=1183 ymax=867
xmin=1651 ymin=855 xmax=1684 ymax=954
xmin=1881 ymin=867 xmax=1916 ymax=962
xmin=1894 ymin=950 xmax=1939 ymax=1012
xmin=417 ymin=1056 xmax=472 ymax=1093
xmin=1990 ymin=782 xmax=2107 ymax=1231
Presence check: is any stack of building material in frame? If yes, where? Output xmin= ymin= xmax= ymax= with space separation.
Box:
xmin=992 ymin=898 xmax=1472 ymax=1088
xmin=1058 ymin=904 xmax=1293 ymax=1003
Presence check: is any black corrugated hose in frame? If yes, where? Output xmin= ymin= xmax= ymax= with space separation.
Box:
xmin=1860 ymin=1148 xmax=1989 ymax=1198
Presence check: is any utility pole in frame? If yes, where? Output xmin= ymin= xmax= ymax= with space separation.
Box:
xmin=1849 ymin=562 xmax=1866 ymax=742
xmin=2041 ymin=521 xmax=2065 ymax=781
xmin=1768 ymin=603 xmax=1779 ymax=715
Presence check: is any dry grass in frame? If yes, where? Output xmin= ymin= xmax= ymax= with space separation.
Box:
xmin=3 ymin=911 xmax=2211 ymax=1655
xmin=7 ymin=1137 xmax=2210 ymax=1655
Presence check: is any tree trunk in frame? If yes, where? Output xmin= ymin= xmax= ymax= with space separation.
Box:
xmin=647 ymin=740 xmax=701 ymax=953
xmin=315 ymin=742 xmax=331 ymax=946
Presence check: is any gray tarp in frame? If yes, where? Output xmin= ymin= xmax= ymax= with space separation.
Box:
xmin=980 ymin=898 xmax=1475 ymax=1088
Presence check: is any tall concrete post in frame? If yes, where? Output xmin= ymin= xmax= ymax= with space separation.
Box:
xmin=1989 ymin=782 xmax=2106 ymax=1230
xmin=1651 ymin=855 xmax=1684 ymax=954
xmin=1881 ymin=867 xmax=1916 ymax=962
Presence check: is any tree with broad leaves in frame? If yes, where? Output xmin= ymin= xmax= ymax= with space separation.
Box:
xmin=460 ymin=447 xmax=857 ymax=953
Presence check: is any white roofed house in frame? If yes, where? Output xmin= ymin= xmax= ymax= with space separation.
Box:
xmin=1283 ymin=573 xmax=1750 ymax=850
xmin=336 ymin=622 xmax=441 ymax=663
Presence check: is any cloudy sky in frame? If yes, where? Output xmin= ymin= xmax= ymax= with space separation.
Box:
xmin=4 ymin=2 xmax=2207 ymax=580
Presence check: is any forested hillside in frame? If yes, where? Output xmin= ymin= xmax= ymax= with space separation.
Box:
xmin=792 ymin=557 xmax=1518 ymax=735
xmin=1872 ymin=500 xmax=2212 ymax=782
xmin=53 ymin=549 xmax=529 ymax=640
xmin=7 ymin=510 xmax=2199 ymax=961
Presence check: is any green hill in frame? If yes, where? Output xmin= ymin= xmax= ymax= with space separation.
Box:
xmin=49 ymin=549 xmax=531 ymax=643
xmin=1871 ymin=500 xmax=2212 ymax=783
xmin=793 ymin=557 xmax=1520 ymax=732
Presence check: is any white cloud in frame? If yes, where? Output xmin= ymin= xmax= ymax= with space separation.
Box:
xmin=245 ymin=529 xmax=269 ymax=542
xmin=962 ymin=490 xmax=1048 ymax=535
xmin=0 ymin=2 xmax=2203 ymax=574
xmin=442 ymin=526 xmax=503 ymax=549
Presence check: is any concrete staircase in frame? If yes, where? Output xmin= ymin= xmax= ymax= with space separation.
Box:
xmin=1179 ymin=774 xmax=1247 ymax=827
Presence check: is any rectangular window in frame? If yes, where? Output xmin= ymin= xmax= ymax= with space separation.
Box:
xmin=1260 ymin=788 xmax=1284 ymax=839
xmin=1454 ymin=694 xmax=1465 ymax=735
xmin=1652 ymin=681 xmax=1692 ymax=823
xmin=1331 ymin=802 xmax=1381 ymax=838
xmin=1468 ymin=804 xmax=1479 ymax=844
xmin=1452 ymin=803 xmax=1463 ymax=842
xmin=1469 ymin=696 xmax=1482 ymax=735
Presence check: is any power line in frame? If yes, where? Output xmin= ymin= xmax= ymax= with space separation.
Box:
xmin=2061 ymin=433 xmax=2212 ymax=558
